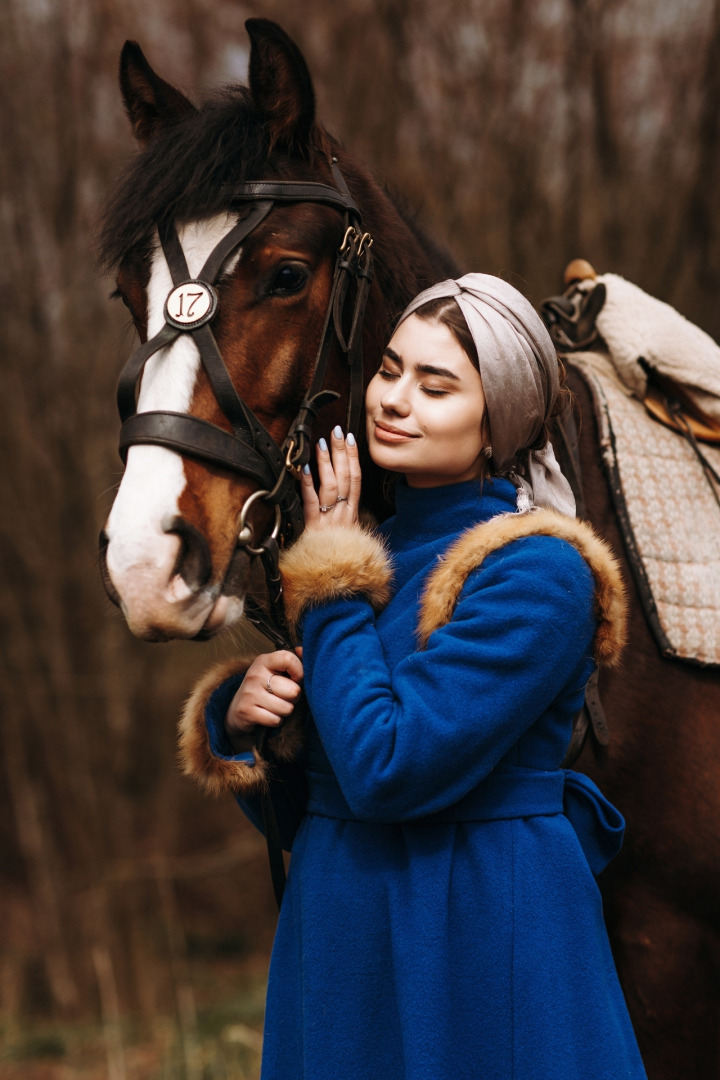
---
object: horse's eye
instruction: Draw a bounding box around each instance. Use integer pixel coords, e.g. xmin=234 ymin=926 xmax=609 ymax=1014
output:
xmin=113 ymin=288 xmax=135 ymax=316
xmin=271 ymin=264 xmax=309 ymax=296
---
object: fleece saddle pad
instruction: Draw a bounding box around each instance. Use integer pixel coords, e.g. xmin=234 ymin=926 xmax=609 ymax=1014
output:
xmin=569 ymin=351 xmax=720 ymax=666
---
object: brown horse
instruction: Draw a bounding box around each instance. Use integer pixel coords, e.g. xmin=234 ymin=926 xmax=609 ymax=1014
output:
xmin=544 ymin=284 xmax=720 ymax=1080
xmin=99 ymin=18 xmax=455 ymax=642
xmin=99 ymin=18 xmax=719 ymax=1080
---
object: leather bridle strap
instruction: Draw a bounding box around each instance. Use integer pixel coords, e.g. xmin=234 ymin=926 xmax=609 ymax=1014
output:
xmin=119 ymin=412 xmax=278 ymax=490
xmin=117 ymin=200 xmax=306 ymax=536
xmin=115 ymin=160 xmax=373 ymax=584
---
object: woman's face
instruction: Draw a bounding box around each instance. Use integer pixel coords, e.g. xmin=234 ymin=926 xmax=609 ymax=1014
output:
xmin=365 ymin=314 xmax=486 ymax=487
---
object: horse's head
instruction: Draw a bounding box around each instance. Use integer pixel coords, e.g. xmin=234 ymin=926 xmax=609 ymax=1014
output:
xmin=99 ymin=20 xmax=395 ymax=642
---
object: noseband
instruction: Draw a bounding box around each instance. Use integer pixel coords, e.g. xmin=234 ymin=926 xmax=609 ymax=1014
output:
xmin=115 ymin=160 xmax=373 ymax=646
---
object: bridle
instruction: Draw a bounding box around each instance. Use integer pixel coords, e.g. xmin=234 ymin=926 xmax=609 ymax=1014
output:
xmin=115 ymin=159 xmax=373 ymax=647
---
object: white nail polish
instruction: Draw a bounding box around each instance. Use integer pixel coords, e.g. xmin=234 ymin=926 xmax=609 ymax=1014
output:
xmin=333 ymin=425 xmax=343 ymax=439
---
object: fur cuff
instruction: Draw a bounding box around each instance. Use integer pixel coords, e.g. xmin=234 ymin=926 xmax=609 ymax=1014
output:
xmin=178 ymin=653 xmax=304 ymax=797
xmin=417 ymin=510 xmax=627 ymax=666
xmin=280 ymin=524 xmax=393 ymax=636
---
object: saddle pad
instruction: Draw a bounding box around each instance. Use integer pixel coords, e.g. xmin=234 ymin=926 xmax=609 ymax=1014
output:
xmin=570 ymin=351 xmax=720 ymax=666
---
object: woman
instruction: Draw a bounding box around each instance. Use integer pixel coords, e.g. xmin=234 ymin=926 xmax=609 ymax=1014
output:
xmin=181 ymin=275 xmax=647 ymax=1079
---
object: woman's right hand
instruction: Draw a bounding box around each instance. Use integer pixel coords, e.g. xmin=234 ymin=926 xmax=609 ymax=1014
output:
xmin=225 ymin=649 xmax=304 ymax=737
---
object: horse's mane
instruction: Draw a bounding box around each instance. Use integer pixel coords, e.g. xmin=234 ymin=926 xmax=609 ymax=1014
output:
xmin=99 ymin=84 xmax=460 ymax=302
xmin=99 ymin=87 xmax=297 ymax=270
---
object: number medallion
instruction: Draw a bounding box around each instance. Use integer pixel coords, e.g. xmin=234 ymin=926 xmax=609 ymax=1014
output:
xmin=164 ymin=281 xmax=218 ymax=329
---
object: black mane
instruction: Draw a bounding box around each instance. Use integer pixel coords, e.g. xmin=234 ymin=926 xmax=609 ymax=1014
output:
xmin=99 ymin=86 xmax=312 ymax=270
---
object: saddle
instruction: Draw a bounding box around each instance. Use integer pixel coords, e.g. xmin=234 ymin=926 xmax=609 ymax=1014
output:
xmin=542 ymin=261 xmax=720 ymax=670
xmin=546 ymin=259 xmax=720 ymax=443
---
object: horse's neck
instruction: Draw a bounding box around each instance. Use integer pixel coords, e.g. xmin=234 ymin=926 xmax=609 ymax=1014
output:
xmin=338 ymin=151 xmax=456 ymax=304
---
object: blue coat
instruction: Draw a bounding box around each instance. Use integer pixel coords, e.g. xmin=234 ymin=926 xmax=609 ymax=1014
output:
xmin=189 ymin=478 xmax=647 ymax=1080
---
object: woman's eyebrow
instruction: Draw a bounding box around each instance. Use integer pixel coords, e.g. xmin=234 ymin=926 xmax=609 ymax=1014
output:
xmin=383 ymin=347 xmax=460 ymax=381
xmin=416 ymin=363 xmax=460 ymax=380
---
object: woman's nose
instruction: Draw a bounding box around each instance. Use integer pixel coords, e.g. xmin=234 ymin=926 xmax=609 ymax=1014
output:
xmin=381 ymin=379 xmax=410 ymax=415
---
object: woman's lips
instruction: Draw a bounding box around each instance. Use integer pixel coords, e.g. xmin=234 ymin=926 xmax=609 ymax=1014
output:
xmin=373 ymin=421 xmax=419 ymax=443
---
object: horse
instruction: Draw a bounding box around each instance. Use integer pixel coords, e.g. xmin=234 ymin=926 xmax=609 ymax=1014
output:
xmin=98 ymin=18 xmax=719 ymax=1080
xmin=543 ymin=270 xmax=720 ymax=1080
xmin=98 ymin=17 xmax=455 ymax=643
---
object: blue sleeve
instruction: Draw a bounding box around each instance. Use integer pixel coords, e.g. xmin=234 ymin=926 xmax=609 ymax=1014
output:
xmin=205 ymin=677 xmax=306 ymax=851
xmin=301 ymin=536 xmax=596 ymax=822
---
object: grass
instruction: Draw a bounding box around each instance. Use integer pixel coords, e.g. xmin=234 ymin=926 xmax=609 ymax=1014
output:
xmin=0 ymin=965 xmax=267 ymax=1080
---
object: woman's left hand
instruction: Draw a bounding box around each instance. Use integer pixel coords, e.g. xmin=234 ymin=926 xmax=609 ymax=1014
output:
xmin=301 ymin=426 xmax=361 ymax=532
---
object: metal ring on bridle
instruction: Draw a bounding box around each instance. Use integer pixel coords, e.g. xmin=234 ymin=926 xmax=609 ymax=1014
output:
xmin=236 ymin=488 xmax=282 ymax=555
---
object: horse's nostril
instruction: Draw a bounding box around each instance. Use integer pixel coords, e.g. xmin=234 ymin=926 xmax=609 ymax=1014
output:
xmin=164 ymin=516 xmax=212 ymax=592
xmin=98 ymin=529 xmax=121 ymax=606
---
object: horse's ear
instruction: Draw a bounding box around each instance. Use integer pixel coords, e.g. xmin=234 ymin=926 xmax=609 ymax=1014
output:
xmin=119 ymin=41 xmax=197 ymax=143
xmin=246 ymin=19 xmax=316 ymax=153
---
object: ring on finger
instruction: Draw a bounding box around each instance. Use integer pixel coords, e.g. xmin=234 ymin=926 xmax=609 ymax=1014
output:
xmin=335 ymin=495 xmax=348 ymax=503
xmin=319 ymin=503 xmax=335 ymax=513
xmin=266 ymin=675 xmax=276 ymax=694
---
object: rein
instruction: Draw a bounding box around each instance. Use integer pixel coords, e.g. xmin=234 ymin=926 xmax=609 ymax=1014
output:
xmin=115 ymin=158 xmax=374 ymax=647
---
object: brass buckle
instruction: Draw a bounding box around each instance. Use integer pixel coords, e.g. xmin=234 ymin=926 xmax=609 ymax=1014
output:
xmin=284 ymin=436 xmax=304 ymax=475
xmin=357 ymin=231 xmax=373 ymax=257
xmin=339 ymin=225 xmax=359 ymax=255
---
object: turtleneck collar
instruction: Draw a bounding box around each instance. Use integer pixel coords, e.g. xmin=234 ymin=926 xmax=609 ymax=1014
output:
xmin=386 ymin=476 xmax=518 ymax=542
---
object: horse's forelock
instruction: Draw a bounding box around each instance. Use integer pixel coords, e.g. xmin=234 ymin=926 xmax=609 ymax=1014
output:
xmin=99 ymin=86 xmax=331 ymax=272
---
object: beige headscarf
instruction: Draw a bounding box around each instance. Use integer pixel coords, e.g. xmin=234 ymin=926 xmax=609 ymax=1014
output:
xmin=398 ymin=273 xmax=575 ymax=517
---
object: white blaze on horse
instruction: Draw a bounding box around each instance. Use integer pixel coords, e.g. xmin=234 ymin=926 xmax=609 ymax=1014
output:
xmin=106 ymin=215 xmax=247 ymax=638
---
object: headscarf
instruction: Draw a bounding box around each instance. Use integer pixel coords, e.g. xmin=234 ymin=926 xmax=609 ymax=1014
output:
xmin=397 ymin=273 xmax=576 ymax=517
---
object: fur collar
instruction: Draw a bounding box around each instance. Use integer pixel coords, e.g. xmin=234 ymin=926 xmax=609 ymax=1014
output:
xmin=417 ymin=510 xmax=626 ymax=664
xmin=179 ymin=511 xmax=626 ymax=796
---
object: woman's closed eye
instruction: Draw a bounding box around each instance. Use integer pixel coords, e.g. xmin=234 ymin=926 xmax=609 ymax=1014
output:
xmin=378 ymin=367 xmax=450 ymax=396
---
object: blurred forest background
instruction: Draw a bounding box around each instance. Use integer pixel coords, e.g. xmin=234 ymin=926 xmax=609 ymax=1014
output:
xmin=1 ymin=0 xmax=719 ymax=1076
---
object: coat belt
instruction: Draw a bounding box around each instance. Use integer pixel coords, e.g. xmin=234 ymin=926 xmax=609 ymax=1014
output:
xmin=305 ymin=764 xmax=625 ymax=876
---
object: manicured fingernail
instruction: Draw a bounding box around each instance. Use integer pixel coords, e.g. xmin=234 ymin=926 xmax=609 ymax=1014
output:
xmin=302 ymin=464 xmax=311 ymax=475
xmin=333 ymin=425 xmax=343 ymax=439
xmin=346 ymin=432 xmax=356 ymax=447
xmin=318 ymin=438 xmax=328 ymax=452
